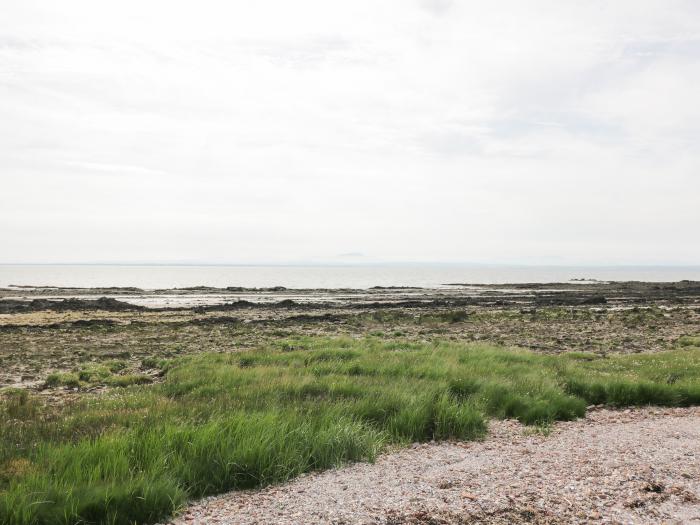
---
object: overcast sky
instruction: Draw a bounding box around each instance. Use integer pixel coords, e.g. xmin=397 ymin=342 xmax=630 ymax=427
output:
xmin=1 ymin=1 xmax=699 ymax=265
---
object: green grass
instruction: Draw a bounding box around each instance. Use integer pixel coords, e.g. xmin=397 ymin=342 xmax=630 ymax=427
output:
xmin=1 ymin=336 xmax=699 ymax=525
xmin=44 ymin=365 xmax=152 ymax=390
xmin=679 ymin=335 xmax=700 ymax=347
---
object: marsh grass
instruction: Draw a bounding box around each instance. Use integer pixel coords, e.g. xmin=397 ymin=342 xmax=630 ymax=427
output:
xmin=1 ymin=336 xmax=699 ymax=525
xmin=44 ymin=365 xmax=152 ymax=390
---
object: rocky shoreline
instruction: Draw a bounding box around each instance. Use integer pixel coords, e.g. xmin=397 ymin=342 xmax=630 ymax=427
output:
xmin=1 ymin=280 xmax=699 ymax=311
xmin=1 ymin=281 xmax=698 ymax=393
xmin=1 ymin=282 xmax=698 ymax=523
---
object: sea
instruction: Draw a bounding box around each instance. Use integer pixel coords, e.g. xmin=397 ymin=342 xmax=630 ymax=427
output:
xmin=1 ymin=264 xmax=699 ymax=290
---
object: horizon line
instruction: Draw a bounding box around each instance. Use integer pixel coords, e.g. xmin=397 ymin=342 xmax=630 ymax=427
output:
xmin=1 ymin=262 xmax=700 ymax=268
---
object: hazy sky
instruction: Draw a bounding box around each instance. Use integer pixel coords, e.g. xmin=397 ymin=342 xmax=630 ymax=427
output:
xmin=1 ymin=1 xmax=699 ymax=265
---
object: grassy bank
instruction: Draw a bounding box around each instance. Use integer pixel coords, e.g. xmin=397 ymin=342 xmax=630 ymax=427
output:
xmin=2 ymin=337 xmax=699 ymax=525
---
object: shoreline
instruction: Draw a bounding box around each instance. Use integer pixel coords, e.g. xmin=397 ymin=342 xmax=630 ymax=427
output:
xmin=168 ymin=406 xmax=700 ymax=525
xmin=1 ymin=281 xmax=698 ymax=524
xmin=2 ymin=280 xmax=699 ymax=311
xmin=2 ymin=281 xmax=698 ymax=391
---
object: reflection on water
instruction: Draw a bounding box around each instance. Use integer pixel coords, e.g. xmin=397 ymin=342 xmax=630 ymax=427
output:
xmin=1 ymin=264 xmax=699 ymax=289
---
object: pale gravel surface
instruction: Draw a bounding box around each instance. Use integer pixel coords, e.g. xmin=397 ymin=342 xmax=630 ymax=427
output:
xmin=169 ymin=407 xmax=700 ymax=525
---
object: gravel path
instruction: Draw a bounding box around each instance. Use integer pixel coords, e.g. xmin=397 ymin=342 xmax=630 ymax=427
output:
xmin=170 ymin=407 xmax=700 ymax=524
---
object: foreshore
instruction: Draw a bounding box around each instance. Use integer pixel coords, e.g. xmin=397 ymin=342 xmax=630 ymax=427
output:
xmin=1 ymin=281 xmax=698 ymax=392
xmin=1 ymin=280 xmax=698 ymax=524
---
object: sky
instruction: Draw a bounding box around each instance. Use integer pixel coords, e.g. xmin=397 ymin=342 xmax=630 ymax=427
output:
xmin=1 ymin=0 xmax=699 ymax=265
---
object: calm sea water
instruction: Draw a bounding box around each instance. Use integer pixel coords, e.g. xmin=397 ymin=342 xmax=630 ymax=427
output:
xmin=1 ymin=265 xmax=699 ymax=289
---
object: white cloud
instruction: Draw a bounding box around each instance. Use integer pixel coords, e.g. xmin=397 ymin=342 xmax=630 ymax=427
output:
xmin=1 ymin=0 xmax=699 ymax=264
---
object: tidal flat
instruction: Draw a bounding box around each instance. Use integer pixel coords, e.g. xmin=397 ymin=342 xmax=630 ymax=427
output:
xmin=0 ymin=281 xmax=698 ymax=524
